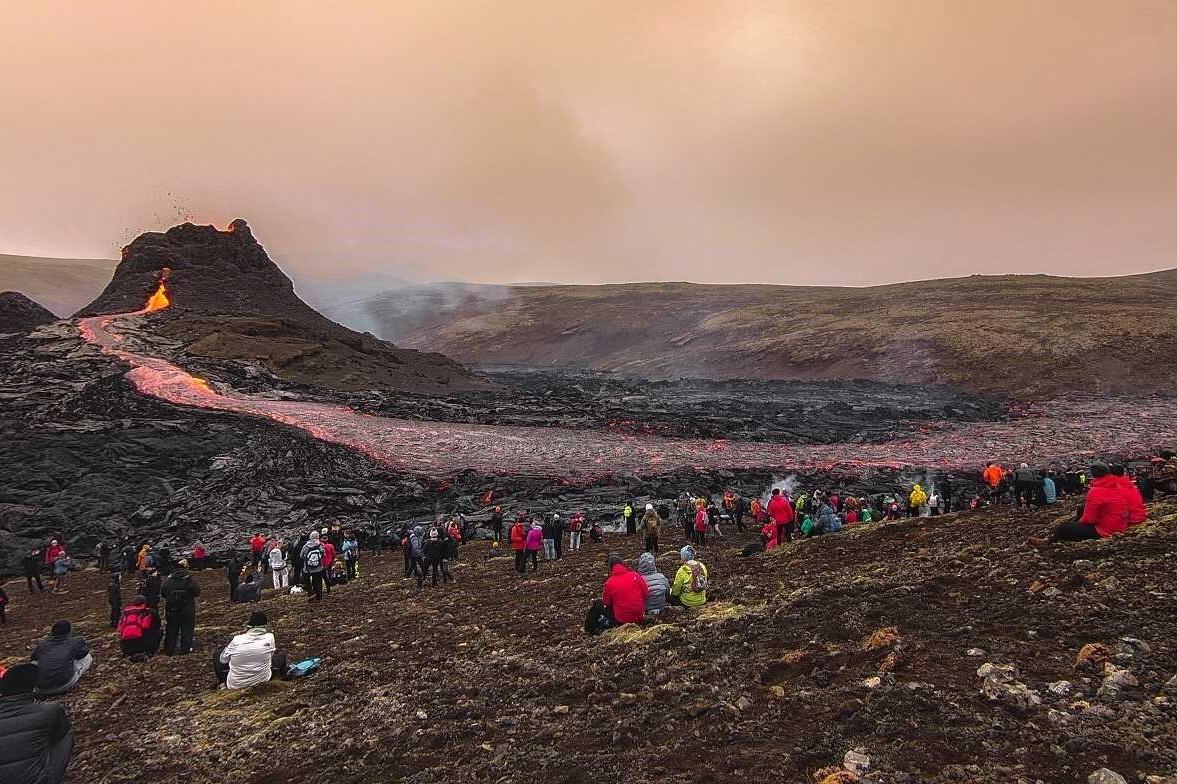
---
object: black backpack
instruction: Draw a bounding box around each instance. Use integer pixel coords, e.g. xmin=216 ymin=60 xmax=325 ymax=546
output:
xmin=165 ymin=579 xmax=191 ymax=614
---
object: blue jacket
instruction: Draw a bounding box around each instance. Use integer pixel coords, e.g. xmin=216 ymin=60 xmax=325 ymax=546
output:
xmin=1043 ymin=477 xmax=1057 ymax=504
xmin=816 ymin=503 xmax=842 ymax=534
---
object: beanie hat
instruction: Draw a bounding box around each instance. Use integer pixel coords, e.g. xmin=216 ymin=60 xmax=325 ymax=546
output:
xmin=606 ymin=553 xmax=623 ymax=568
xmin=1109 ymin=464 xmax=1126 ymax=476
xmin=0 ymin=663 xmax=39 ymax=696
xmin=51 ymin=620 xmax=71 ymax=636
xmin=1089 ymin=462 xmax=1110 ymax=477
xmin=247 ymin=611 xmax=268 ymax=627
xmin=679 ymin=546 xmax=696 ymax=562
xmin=645 ymin=503 xmax=654 ymax=511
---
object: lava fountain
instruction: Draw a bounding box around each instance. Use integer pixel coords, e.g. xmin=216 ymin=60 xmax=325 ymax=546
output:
xmin=142 ymin=268 xmax=171 ymax=313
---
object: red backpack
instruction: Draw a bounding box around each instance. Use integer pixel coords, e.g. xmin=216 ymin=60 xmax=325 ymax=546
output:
xmin=118 ymin=605 xmax=155 ymax=641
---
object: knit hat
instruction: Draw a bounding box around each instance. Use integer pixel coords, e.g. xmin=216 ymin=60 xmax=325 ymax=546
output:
xmin=51 ymin=620 xmax=71 ymax=636
xmin=1089 ymin=461 xmax=1110 ymax=477
xmin=0 ymin=663 xmax=39 ymax=696
xmin=247 ymin=611 xmax=268 ymax=627
xmin=636 ymin=552 xmax=656 ymax=574
xmin=645 ymin=503 xmax=654 ymax=511
xmin=679 ymin=546 xmax=696 ymax=562
xmin=606 ymin=553 xmax=624 ymax=568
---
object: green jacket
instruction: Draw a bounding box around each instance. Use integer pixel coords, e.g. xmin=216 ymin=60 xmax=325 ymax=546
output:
xmin=671 ymin=561 xmax=708 ymax=608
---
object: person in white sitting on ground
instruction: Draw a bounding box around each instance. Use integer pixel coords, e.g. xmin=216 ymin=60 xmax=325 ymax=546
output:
xmin=215 ymin=611 xmax=286 ymax=689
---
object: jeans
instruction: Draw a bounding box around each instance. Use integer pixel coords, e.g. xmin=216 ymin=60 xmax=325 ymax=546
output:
xmin=543 ymin=539 xmax=556 ymax=560
xmin=569 ymin=531 xmax=582 ymax=551
xmin=271 ymin=567 xmax=289 ymax=589
xmin=527 ymin=550 xmax=539 ymax=570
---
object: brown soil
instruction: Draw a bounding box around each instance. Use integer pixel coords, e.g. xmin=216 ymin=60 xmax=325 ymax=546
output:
xmin=3 ymin=499 xmax=1175 ymax=783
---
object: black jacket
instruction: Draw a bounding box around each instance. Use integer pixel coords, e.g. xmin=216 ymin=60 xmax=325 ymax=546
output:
xmin=30 ymin=634 xmax=89 ymax=693
xmin=0 ymin=694 xmax=71 ymax=784
xmin=422 ymin=528 xmax=447 ymax=560
xmin=21 ymin=554 xmax=41 ymax=577
xmin=160 ymin=570 xmax=201 ymax=617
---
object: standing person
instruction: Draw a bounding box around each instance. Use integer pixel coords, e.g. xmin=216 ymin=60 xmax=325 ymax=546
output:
xmin=766 ymin=488 xmax=795 ymax=544
xmin=107 ymin=574 xmax=122 ymax=628
xmin=670 ymin=546 xmax=709 ymax=608
xmin=641 ymin=504 xmax=662 ymax=555
xmin=300 ymin=532 xmax=326 ymax=601
xmin=407 ymin=526 xmax=425 ymax=580
xmin=341 ymin=532 xmax=359 ymax=580
xmin=225 ymin=553 xmax=241 ymax=601
xmin=269 ymin=540 xmax=289 ymax=590
xmin=139 ymin=569 xmax=162 ymax=609
xmin=421 ymin=524 xmax=449 ymax=588
xmin=161 ymin=560 xmax=200 ymax=656
xmin=31 ymin=621 xmax=92 ymax=695
xmin=120 ymin=541 xmax=137 ymax=574
xmin=623 ymin=503 xmax=635 ymax=536
xmin=551 ymin=514 xmax=566 ymax=560
xmin=693 ymin=504 xmax=708 ymax=546
xmin=568 ymin=512 xmax=585 ymax=553
xmin=191 ymin=542 xmax=208 ymax=570
xmin=541 ymin=515 xmax=558 ymax=561
xmin=908 ymin=484 xmax=928 ymax=518
xmin=95 ymin=541 xmax=110 ymax=571
xmin=0 ymin=663 xmax=74 ymax=784
xmin=23 ymin=549 xmax=45 ymax=594
xmin=249 ymin=533 xmax=266 ymax=569
xmin=370 ymin=520 xmax=383 ymax=557
xmin=319 ymin=535 xmax=337 ymax=595
xmin=1012 ymin=464 xmax=1038 ymax=509
xmin=290 ymin=533 xmax=309 ymax=587
xmin=116 ymin=595 xmax=162 ymax=660
xmin=490 ymin=506 xmax=504 ymax=542
xmin=49 ymin=548 xmax=72 ymax=594
xmin=939 ymin=475 xmax=954 ymax=512
xmin=510 ymin=517 xmax=527 ymax=574
xmin=524 ymin=520 xmax=543 ymax=571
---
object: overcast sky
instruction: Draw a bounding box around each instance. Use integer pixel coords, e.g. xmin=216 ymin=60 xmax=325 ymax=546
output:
xmin=2 ymin=1 xmax=1175 ymax=287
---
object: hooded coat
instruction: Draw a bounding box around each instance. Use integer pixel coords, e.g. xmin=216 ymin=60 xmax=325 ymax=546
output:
xmin=30 ymin=633 xmax=89 ymax=693
xmin=601 ymin=562 xmax=649 ymax=624
xmin=636 ymin=553 xmax=669 ymax=614
xmin=524 ymin=524 xmax=544 ymax=551
xmin=1117 ymin=475 xmax=1147 ymax=525
xmin=0 ymin=693 xmax=71 ymax=784
xmin=1079 ymin=475 xmax=1129 ymax=537
xmin=766 ymin=494 xmax=794 ymax=524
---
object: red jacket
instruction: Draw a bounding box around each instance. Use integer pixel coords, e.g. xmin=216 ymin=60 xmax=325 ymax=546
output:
xmin=321 ymin=541 xmax=336 ymax=567
xmin=1079 ymin=475 xmax=1129 ymax=537
xmin=1116 ymin=476 xmax=1147 ymax=525
xmin=44 ymin=544 xmax=65 ymax=565
xmin=761 ymin=521 xmax=779 ymax=550
xmin=767 ymin=495 xmax=794 ymax=525
xmin=601 ymin=564 xmax=649 ymax=624
xmin=250 ymin=535 xmax=265 ymax=554
xmin=694 ymin=508 xmax=708 ymax=532
xmin=509 ymin=523 xmax=526 ymax=551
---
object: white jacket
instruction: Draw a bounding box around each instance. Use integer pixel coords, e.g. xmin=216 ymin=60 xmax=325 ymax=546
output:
xmin=219 ymin=628 xmax=276 ymax=689
xmin=269 ymin=547 xmax=286 ymax=570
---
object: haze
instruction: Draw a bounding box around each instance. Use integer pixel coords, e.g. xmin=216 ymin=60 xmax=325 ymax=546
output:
xmin=2 ymin=1 xmax=1175 ymax=289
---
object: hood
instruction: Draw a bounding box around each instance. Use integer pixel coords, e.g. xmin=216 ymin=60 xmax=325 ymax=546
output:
xmin=636 ymin=553 xmax=657 ymax=574
xmin=609 ymin=563 xmax=631 ymax=577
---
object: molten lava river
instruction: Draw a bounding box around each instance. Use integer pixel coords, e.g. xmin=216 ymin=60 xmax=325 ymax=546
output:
xmin=78 ymin=310 xmax=1177 ymax=480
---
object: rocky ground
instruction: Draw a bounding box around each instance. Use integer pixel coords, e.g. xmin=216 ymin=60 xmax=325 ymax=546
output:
xmin=2 ymin=498 xmax=1175 ymax=783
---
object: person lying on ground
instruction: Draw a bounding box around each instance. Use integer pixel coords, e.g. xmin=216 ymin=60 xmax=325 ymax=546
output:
xmin=30 ymin=621 xmax=92 ymax=696
xmin=117 ymin=594 xmax=162 ymax=661
xmin=214 ymin=611 xmax=287 ymax=690
xmin=670 ymin=547 xmax=709 ymax=608
xmin=636 ymin=552 xmax=669 ymax=616
xmin=585 ymin=554 xmax=648 ymax=636
xmin=0 ymin=663 xmax=73 ymax=784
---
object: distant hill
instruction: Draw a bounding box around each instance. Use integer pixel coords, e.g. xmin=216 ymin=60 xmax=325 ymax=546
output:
xmin=0 ymin=253 xmax=115 ymax=316
xmin=0 ymin=291 xmax=57 ymax=333
xmin=345 ymin=270 xmax=1177 ymax=398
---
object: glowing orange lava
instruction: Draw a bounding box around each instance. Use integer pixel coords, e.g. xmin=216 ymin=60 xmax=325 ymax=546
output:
xmin=144 ymin=282 xmax=170 ymax=312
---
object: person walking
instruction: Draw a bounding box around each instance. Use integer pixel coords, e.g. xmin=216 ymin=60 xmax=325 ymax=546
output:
xmin=268 ymin=540 xmax=289 ymax=590
xmin=160 ymin=560 xmax=200 ymax=655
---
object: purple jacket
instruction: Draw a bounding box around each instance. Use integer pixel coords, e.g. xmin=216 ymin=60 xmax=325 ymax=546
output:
xmin=524 ymin=527 xmax=543 ymax=551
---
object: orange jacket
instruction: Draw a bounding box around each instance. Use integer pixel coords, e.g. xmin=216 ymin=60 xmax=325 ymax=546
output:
xmin=509 ymin=523 xmax=526 ymax=551
xmin=982 ymin=465 xmax=1003 ymax=488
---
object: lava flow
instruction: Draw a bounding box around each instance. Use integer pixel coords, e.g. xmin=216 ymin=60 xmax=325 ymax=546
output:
xmin=142 ymin=268 xmax=172 ymax=313
xmin=76 ymin=306 xmax=1177 ymax=480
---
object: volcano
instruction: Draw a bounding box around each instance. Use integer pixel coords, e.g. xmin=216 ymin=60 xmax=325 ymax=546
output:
xmin=0 ymin=290 xmax=57 ymax=334
xmin=76 ymin=220 xmax=487 ymax=394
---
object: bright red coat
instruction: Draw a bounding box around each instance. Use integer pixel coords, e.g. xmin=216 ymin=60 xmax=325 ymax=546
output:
xmin=509 ymin=523 xmax=526 ymax=551
xmin=761 ymin=521 xmax=779 ymax=550
xmin=1080 ymin=475 xmax=1129 ymax=537
xmin=321 ymin=541 xmax=336 ymax=567
xmin=694 ymin=508 xmax=708 ymax=532
xmin=250 ymin=535 xmax=266 ymax=554
xmin=767 ymin=494 xmax=794 ymax=525
xmin=601 ymin=563 xmax=649 ymax=624
xmin=1116 ymin=476 xmax=1147 ymax=525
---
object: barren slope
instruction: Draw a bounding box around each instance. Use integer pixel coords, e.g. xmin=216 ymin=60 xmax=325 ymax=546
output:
xmin=0 ymin=253 xmax=116 ymax=316
xmin=354 ymin=271 xmax=1177 ymax=397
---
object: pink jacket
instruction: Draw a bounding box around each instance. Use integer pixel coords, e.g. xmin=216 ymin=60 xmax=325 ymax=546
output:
xmin=524 ymin=526 xmax=543 ymax=551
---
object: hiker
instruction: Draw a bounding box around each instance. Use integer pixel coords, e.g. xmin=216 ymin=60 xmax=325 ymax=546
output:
xmin=641 ymin=504 xmax=662 ymax=554
xmin=1047 ymin=463 xmax=1127 ymax=542
xmin=214 ymin=611 xmax=288 ymax=690
xmin=490 ymin=506 xmax=505 ymax=542
xmin=524 ymin=520 xmax=543 ymax=571
xmin=95 ymin=541 xmax=110 ymax=571
xmin=815 ymin=496 xmax=842 ymax=535
xmin=636 ymin=552 xmax=670 ymax=615
xmin=568 ymin=512 xmax=585 ymax=553
xmin=22 ymin=549 xmax=45 ymax=593
xmin=693 ymin=504 xmax=708 ymax=546
xmin=191 ymin=542 xmax=208 ymax=570
xmin=908 ymin=484 xmax=928 ymax=518
xmin=510 ymin=517 xmax=527 ymax=573
xmin=760 ymin=519 xmax=779 ymax=550
xmin=300 ymin=532 xmax=327 ymax=601
xmin=767 ymin=488 xmax=795 ymax=544
xmin=341 ymin=532 xmax=359 ymax=580
xmin=135 ymin=543 xmax=150 ymax=574
xmin=541 ymin=515 xmax=558 ymax=561
xmin=0 ymin=663 xmax=74 ymax=784
xmin=116 ymin=595 xmax=162 ymax=660
xmin=160 ymin=560 xmax=200 ymax=655
xmin=30 ymin=621 xmax=92 ymax=696
xmin=445 ymin=518 xmax=463 ymax=562
xmin=585 ymin=554 xmax=648 ymax=635
xmin=269 ymin=539 xmax=289 ymax=589
xmin=0 ymin=585 xmax=8 ymax=624
xmin=225 ymin=553 xmax=242 ymax=601
xmin=1013 ymin=463 xmax=1038 ymax=509
xmin=319 ymin=534 xmax=337 ymax=594
xmin=249 ymin=533 xmax=266 ymax=569
xmin=120 ymin=541 xmax=137 ymax=574
xmin=623 ymin=502 xmax=636 ymax=536
xmin=551 ymin=514 xmax=566 ymax=560
xmin=927 ymin=490 xmax=941 ymax=516
xmin=139 ymin=568 xmax=161 ymax=609
xmin=1043 ymin=471 xmax=1058 ymax=505
xmin=290 ymin=533 xmax=309 ymax=586
xmin=48 ymin=546 xmax=71 ymax=594
xmin=670 ymin=546 xmax=708 ymax=608
xmin=589 ymin=521 xmax=604 ymax=544
xmin=982 ymin=462 xmax=1003 ymax=492
xmin=1109 ymin=464 xmax=1147 ymax=525
xmin=421 ymin=524 xmax=452 ymax=587
xmin=234 ymin=569 xmax=263 ymax=603
xmin=107 ymin=574 xmax=122 ymax=628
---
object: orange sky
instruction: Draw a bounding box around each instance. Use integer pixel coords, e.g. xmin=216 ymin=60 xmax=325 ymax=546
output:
xmin=2 ymin=1 xmax=1175 ymax=287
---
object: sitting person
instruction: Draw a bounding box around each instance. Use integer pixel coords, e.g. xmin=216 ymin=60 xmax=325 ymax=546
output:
xmin=585 ymin=554 xmax=648 ymax=636
xmin=0 ymin=663 xmax=73 ymax=784
xmin=670 ymin=546 xmax=709 ymax=608
xmin=233 ymin=570 xmax=263 ymax=604
xmin=636 ymin=553 xmax=669 ymax=615
xmin=328 ymin=558 xmax=349 ymax=585
xmin=30 ymin=621 xmax=91 ymax=696
xmin=1047 ymin=462 xmax=1128 ymax=542
xmin=588 ymin=522 xmax=604 ymax=544
xmin=116 ymin=595 xmax=162 ymax=661
xmin=213 ymin=611 xmax=288 ymax=689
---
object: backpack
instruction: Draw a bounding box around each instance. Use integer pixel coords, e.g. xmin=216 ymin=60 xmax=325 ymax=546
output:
xmin=686 ymin=561 xmax=708 ymax=593
xmin=119 ymin=606 xmax=154 ymax=641
xmin=165 ymin=582 xmax=191 ymax=614
xmin=304 ymin=545 xmax=323 ymax=570
xmin=285 ymin=657 xmax=322 ymax=679
xmin=800 ymin=517 xmax=815 ymax=536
